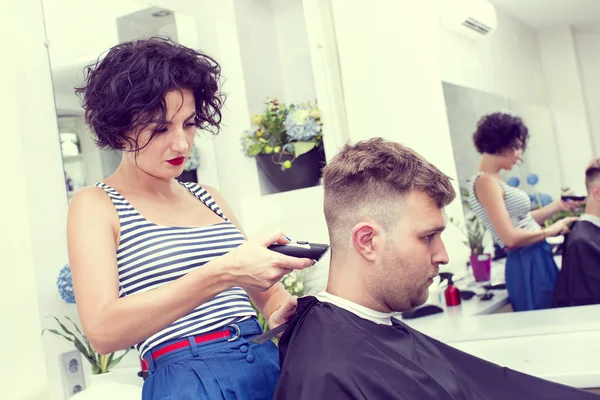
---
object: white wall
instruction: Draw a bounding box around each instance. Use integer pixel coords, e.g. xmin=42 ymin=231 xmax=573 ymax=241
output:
xmin=234 ymin=0 xmax=286 ymax=115
xmin=439 ymin=6 xmax=547 ymax=104
xmin=329 ymin=0 xmax=470 ymax=270
xmin=438 ymin=6 xmax=567 ymax=197
xmin=271 ymin=0 xmax=317 ymax=105
xmin=0 ymin=0 xmax=79 ymax=398
xmin=574 ymin=23 xmax=600 ymax=160
xmin=538 ymin=26 xmax=594 ymax=195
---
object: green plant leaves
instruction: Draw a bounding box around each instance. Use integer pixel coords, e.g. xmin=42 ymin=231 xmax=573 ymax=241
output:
xmin=107 ymin=348 xmax=131 ymax=371
xmin=42 ymin=316 xmax=131 ymax=374
xmin=247 ymin=143 xmax=264 ymax=157
xmin=293 ymin=141 xmax=317 ymax=158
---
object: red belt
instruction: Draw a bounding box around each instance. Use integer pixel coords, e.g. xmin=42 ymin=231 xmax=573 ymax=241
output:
xmin=141 ymin=324 xmax=241 ymax=369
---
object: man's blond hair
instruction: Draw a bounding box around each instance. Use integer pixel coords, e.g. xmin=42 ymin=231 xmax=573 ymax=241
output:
xmin=322 ymin=138 xmax=456 ymax=255
xmin=585 ymin=158 xmax=600 ymax=191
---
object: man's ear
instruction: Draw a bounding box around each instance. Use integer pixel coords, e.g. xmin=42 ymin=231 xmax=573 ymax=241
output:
xmin=351 ymin=222 xmax=384 ymax=263
xmin=593 ymin=185 xmax=600 ymax=201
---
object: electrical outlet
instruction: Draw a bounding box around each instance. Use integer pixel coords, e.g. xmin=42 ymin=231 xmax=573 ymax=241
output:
xmin=60 ymin=350 xmax=86 ymax=398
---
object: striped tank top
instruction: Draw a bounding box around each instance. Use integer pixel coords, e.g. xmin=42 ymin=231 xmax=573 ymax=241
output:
xmin=96 ymin=181 xmax=256 ymax=358
xmin=467 ymin=172 xmax=541 ymax=248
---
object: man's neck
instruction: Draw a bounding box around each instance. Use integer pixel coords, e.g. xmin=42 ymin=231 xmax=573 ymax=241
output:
xmin=316 ymin=291 xmax=395 ymax=325
xmin=326 ymin=265 xmax=392 ymax=313
xmin=584 ymin=201 xmax=600 ymax=218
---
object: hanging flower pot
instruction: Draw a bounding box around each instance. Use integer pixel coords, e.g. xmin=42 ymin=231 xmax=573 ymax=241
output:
xmin=256 ymin=146 xmax=326 ymax=192
xmin=241 ymin=98 xmax=325 ymax=193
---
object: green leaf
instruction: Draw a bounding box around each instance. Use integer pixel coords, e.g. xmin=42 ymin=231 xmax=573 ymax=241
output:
xmin=42 ymin=329 xmax=75 ymax=344
xmin=247 ymin=143 xmax=263 ymax=157
xmin=293 ymin=141 xmax=317 ymax=158
xmin=105 ymin=352 xmax=115 ymax=369
xmin=72 ymin=339 xmax=96 ymax=366
xmin=65 ymin=317 xmax=95 ymax=358
xmin=53 ymin=317 xmax=94 ymax=361
xmin=51 ymin=317 xmax=76 ymax=339
xmin=107 ymin=348 xmax=131 ymax=371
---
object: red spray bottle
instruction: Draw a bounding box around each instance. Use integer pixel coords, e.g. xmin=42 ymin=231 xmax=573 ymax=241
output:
xmin=439 ymin=272 xmax=461 ymax=307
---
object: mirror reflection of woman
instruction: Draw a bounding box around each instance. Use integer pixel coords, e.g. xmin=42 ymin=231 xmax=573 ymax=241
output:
xmin=466 ymin=113 xmax=580 ymax=312
xmin=67 ymin=37 xmax=313 ymax=399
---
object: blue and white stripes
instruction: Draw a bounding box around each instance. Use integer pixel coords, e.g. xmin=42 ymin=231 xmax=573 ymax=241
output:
xmin=96 ymin=182 xmax=256 ymax=358
xmin=467 ymin=172 xmax=541 ymax=248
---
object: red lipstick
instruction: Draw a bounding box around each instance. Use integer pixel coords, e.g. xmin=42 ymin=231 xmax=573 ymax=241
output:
xmin=167 ymin=156 xmax=185 ymax=166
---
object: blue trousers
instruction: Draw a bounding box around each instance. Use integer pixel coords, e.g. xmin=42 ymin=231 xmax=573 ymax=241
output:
xmin=141 ymin=319 xmax=280 ymax=400
xmin=506 ymin=240 xmax=559 ymax=311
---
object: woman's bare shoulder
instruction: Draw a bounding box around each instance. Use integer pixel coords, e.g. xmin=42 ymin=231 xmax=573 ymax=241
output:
xmin=68 ymin=186 xmax=119 ymax=228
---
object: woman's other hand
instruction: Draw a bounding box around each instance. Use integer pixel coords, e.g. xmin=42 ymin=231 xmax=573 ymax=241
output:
xmin=545 ymin=216 xmax=580 ymax=237
xmin=268 ymin=295 xmax=298 ymax=330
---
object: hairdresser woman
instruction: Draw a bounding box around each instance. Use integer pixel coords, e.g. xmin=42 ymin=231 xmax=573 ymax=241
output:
xmin=67 ymin=37 xmax=314 ymax=400
xmin=466 ymin=112 xmax=580 ymax=312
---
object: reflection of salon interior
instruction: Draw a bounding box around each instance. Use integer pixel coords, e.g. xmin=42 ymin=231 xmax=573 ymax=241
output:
xmin=4 ymin=0 xmax=600 ymax=398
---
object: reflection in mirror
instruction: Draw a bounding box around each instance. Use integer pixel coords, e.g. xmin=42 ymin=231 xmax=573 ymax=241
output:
xmin=442 ymin=81 xmax=587 ymax=311
xmin=443 ymin=82 xmax=562 ymax=199
xmin=438 ymin=0 xmax=600 ymax=317
xmin=44 ymin=0 xmax=203 ymax=203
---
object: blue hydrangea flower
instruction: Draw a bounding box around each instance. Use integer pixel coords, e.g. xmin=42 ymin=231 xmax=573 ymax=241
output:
xmin=507 ymin=176 xmax=520 ymax=187
xmin=57 ymin=264 xmax=75 ymax=304
xmin=529 ymin=193 xmax=553 ymax=207
xmin=284 ymin=106 xmax=322 ymax=141
xmin=526 ymin=173 xmax=539 ymax=186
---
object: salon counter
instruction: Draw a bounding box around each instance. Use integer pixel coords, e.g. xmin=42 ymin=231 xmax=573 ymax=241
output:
xmin=397 ymin=254 xmax=600 ymax=390
xmin=400 ymin=297 xmax=600 ymax=389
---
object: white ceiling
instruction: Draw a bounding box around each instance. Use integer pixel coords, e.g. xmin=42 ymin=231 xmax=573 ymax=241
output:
xmin=489 ymin=0 xmax=600 ymax=28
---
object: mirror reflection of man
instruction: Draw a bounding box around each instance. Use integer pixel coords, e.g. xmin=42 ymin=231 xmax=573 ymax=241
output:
xmin=553 ymin=159 xmax=600 ymax=308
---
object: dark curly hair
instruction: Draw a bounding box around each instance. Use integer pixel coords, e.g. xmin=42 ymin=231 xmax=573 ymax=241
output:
xmin=473 ymin=112 xmax=529 ymax=155
xmin=75 ymin=36 xmax=223 ymax=152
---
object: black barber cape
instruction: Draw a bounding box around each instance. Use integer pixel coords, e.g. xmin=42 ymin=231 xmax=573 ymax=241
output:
xmin=274 ymin=297 xmax=598 ymax=400
xmin=553 ymin=221 xmax=600 ymax=308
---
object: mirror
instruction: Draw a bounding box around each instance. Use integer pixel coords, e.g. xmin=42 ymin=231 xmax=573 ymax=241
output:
xmin=45 ymin=0 xmax=213 ymax=204
xmin=439 ymin=0 xmax=600 ymax=314
xmin=443 ymin=82 xmax=562 ymax=199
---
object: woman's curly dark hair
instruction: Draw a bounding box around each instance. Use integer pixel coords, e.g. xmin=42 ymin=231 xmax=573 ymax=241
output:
xmin=75 ymin=36 xmax=223 ymax=152
xmin=473 ymin=112 xmax=529 ymax=155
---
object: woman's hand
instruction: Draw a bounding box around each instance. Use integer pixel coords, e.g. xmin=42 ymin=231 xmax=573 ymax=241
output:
xmin=545 ymin=216 xmax=579 ymax=237
xmin=221 ymin=231 xmax=314 ymax=292
xmin=268 ymin=295 xmax=298 ymax=330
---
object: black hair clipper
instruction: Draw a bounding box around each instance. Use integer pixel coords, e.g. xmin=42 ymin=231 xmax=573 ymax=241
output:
xmin=267 ymin=241 xmax=329 ymax=261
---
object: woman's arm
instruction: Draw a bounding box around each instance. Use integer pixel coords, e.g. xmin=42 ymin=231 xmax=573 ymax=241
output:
xmin=530 ymin=194 xmax=583 ymax=225
xmin=475 ymin=175 xmax=550 ymax=248
xmin=68 ymin=187 xmax=311 ymax=354
xmin=530 ymin=202 xmax=561 ymax=225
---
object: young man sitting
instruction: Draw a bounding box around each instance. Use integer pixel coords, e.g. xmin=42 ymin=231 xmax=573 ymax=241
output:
xmin=553 ymin=158 xmax=600 ymax=307
xmin=274 ymin=138 xmax=597 ymax=400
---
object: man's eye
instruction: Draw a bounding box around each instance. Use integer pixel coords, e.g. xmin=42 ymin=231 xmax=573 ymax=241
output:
xmin=423 ymin=235 xmax=434 ymax=243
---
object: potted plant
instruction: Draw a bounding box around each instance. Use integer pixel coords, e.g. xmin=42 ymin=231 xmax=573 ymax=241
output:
xmin=42 ymin=316 xmax=130 ymax=375
xmin=452 ymin=191 xmax=491 ymax=282
xmin=463 ymin=214 xmax=492 ymax=282
xmin=241 ymin=98 xmax=325 ymax=192
xmin=43 ymin=265 xmax=130 ymax=376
